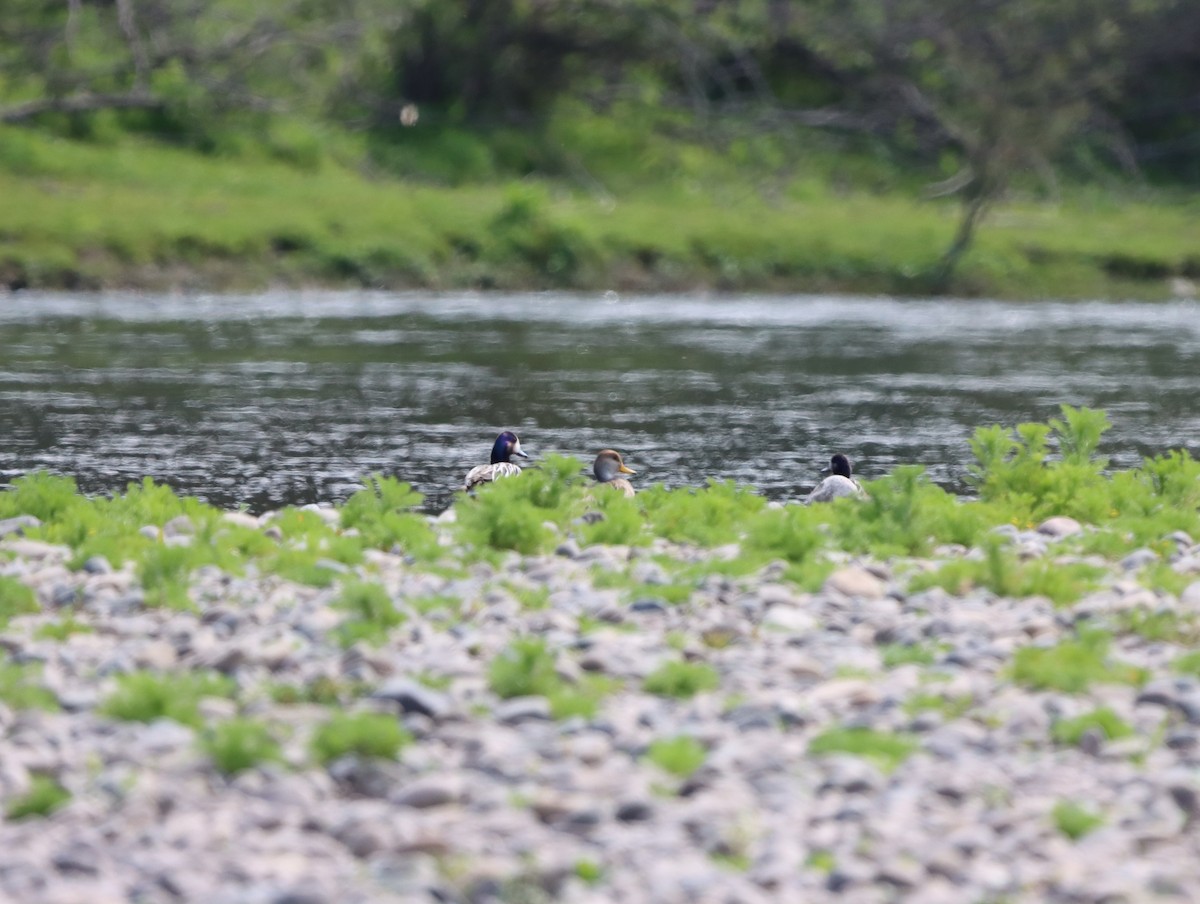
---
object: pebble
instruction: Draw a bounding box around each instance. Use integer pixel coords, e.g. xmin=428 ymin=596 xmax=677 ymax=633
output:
xmin=1038 ymin=516 xmax=1082 ymax=538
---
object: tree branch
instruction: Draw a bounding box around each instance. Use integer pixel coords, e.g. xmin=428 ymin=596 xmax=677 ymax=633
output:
xmin=0 ymin=92 xmax=165 ymax=123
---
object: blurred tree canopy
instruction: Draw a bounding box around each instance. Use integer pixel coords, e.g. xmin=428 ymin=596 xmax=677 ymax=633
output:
xmin=1 ymin=0 xmax=1195 ymax=279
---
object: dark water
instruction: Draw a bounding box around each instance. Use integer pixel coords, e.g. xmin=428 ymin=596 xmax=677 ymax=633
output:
xmin=1 ymin=291 xmax=1198 ymax=513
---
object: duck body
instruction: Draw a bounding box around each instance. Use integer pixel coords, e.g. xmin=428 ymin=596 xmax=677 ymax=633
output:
xmin=805 ymin=453 xmax=865 ymax=504
xmin=593 ymin=449 xmax=637 ymax=498
xmin=464 ymin=431 xmax=529 ymax=491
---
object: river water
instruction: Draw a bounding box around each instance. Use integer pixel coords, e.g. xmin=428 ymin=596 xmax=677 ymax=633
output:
xmin=1 ymin=292 xmax=1197 ymax=513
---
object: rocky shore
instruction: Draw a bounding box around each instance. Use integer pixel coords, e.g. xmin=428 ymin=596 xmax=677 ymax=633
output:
xmin=2 ymin=507 xmax=1200 ymax=904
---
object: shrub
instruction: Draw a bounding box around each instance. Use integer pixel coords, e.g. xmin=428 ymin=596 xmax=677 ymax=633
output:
xmin=640 ymin=480 xmax=765 ymax=547
xmin=339 ymin=475 xmax=438 ymax=559
xmin=310 ymin=711 xmax=411 ymax=764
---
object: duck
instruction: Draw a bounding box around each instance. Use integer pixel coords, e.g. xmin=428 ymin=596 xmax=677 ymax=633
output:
xmin=593 ymin=449 xmax=637 ymax=498
xmin=463 ymin=430 xmax=530 ymax=491
xmin=805 ymin=453 xmax=865 ymax=503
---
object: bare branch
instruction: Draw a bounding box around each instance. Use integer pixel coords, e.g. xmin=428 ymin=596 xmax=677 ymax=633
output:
xmin=0 ymin=93 xmax=164 ymax=124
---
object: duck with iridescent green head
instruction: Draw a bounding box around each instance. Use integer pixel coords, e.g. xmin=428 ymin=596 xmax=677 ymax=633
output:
xmin=593 ymin=449 xmax=637 ymax=498
xmin=464 ymin=431 xmax=530 ymax=491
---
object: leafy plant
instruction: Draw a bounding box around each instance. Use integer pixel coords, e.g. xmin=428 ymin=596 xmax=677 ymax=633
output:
xmin=642 ymin=660 xmax=720 ymax=698
xmin=1052 ymin=800 xmax=1104 ymax=840
xmin=488 ymin=637 xmax=560 ymax=699
xmin=0 ymin=662 xmax=59 ymax=711
xmin=334 ymin=579 xmax=405 ymax=646
xmin=1010 ymin=631 xmax=1147 ymax=693
xmin=33 ymin=615 xmax=92 ymax=641
xmin=640 ymin=480 xmax=765 ymax=547
xmin=100 ymin=670 xmax=236 ymax=728
xmin=0 ymin=576 xmax=39 ymax=627
xmin=202 ymin=718 xmax=283 ymax=775
xmin=909 ymin=539 xmax=1103 ymax=606
xmin=645 ymin=735 xmax=707 ymax=777
xmin=1050 ymin=707 xmax=1133 ymax=747
xmin=310 ymin=711 xmax=411 ymax=764
xmin=339 ymin=475 xmax=438 ymax=559
xmin=5 ymin=775 xmax=71 ymax=820
xmin=577 ymin=489 xmax=646 ymax=546
xmin=808 ymin=727 xmax=918 ymax=772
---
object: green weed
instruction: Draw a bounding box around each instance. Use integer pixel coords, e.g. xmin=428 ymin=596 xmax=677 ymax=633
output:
xmin=310 ymin=711 xmax=411 ymax=764
xmin=100 ymin=670 xmax=236 ymax=728
xmin=909 ymin=539 xmax=1103 ymax=605
xmin=1173 ymin=651 xmax=1200 ymax=677
xmin=808 ymin=727 xmax=918 ymax=772
xmin=640 ymin=480 xmax=765 ymax=547
xmin=0 ymin=576 xmax=39 ymax=627
xmin=202 ymin=718 xmax=283 ymax=775
xmin=903 ymin=692 xmax=972 ymax=720
xmin=1052 ymin=800 xmax=1104 ymax=840
xmin=1050 ymin=707 xmax=1134 ymax=747
xmin=33 ymin=615 xmax=92 ymax=641
xmin=5 ymin=775 xmax=71 ymax=820
xmin=643 ymin=660 xmax=720 ymax=698
xmin=644 ymin=735 xmax=707 ymax=777
xmin=0 ymin=662 xmax=59 ymax=711
xmin=1009 ymin=631 xmax=1147 ymax=693
xmin=577 ymin=490 xmax=647 ymax=546
xmin=339 ymin=475 xmax=439 ymax=559
xmin=334 ymin=579 xmax=404 ymax=647
xmin=882 ymin=643 xmax=942 ymax=669
xmin=488 ymin=637 xmax=560 ymax=699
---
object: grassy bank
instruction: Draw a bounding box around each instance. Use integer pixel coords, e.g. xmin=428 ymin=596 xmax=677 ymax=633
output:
xmin=1 ymin=124 xmax=1197 ymax=298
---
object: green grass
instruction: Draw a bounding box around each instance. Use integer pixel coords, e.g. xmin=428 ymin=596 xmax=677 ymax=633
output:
xmin=33 ymin=615 xmax=92 ymax=641
xmin=333 ymin=579 xmax=405 ymax=647
xmin=644 ymin=735 xmax=707 ymax=778
xmin=1 ymin=123 xmax=1196 ymax=298
xmin=100 ymin=670 xmax=236 ymax=728
xmin=5 ymin=775 xmax=71 ymax=820
xmin=201 ymin=718 xmax=283 ymax=775
xmin=310 ymin=711 xmax=411 ymax=764
xmin=808 ymin=727 xmax=918 ymax=772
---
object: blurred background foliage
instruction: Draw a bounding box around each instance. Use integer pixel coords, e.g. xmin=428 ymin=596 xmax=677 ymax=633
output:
xmin=0 ymin=0 xmax=1196 ymax=291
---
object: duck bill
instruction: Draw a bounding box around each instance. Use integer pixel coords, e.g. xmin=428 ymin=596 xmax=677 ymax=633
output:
xmin=619 ymin=464 xmax=636 ymax=475
xmin=512 ymin=440 xmax=530 ymax=459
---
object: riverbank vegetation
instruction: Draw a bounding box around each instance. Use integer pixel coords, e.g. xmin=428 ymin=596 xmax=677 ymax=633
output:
xmin=1 ymin=1 xmax=1198 ymax=298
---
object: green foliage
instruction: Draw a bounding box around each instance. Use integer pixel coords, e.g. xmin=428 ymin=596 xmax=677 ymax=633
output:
xmin=1052 ymin=801 xmax=1104 ymax=840
xmin=456 ymin=455 xmax=587 ymax=555
xmin=0 ymin=662 xmax=59 ymax=711
xmin=0 ymin=472 xmax=82 ymax=522
xmin=808 ymin=727 xmax=918 ymax=772
xmin=0 ymin=576 xmax=39 ymax=626
xmin=642 ymin=660 xmax=720 ymax=698
xmin=33 ymin=615 xmax=92 ymax=641
xmin=743 ymin=504 xmax=825 ymax=567
xmin=574 ymin=859 xmax=604 ymax=884
xmin=1050 ymin=708 xmax=1133 ymax=747
xmin=968 ymin=405 xmax=1115 ymax=524
xmin=881 ymin=643 xmax=941 ymax=669
xmin=202 ymin=719 xmax=283 ymax=775
xmin=547 ymin=675 xmax=620 ymax=720
xmin=640 ymin=480 xmax=765 ymax=547
xmin=5 ymin=775 xmax=71 ymax=820
xmin=1173 ymin=651 xmax=1200 ymax=677
xmin=1009 ymin=631 xmax=1147 ymax=693
xmin=909 ymin=540 xmax=1104 ymax=606
xmin=644 ymin=735 xmax=707 ymax=778
xmin=268 ymin=676 xmax=368 ymax=706
xmin=138 ymin=543 xmax=197 ymax=609
xmin=488 ymin=637 xmax=559 ymax=699
xmin=903 ymin=692 xmax=972 ymax=720
xmin=310 ymin=711 xmax=411 ymax=765
xmin=100 ymin=670 xmax=236 ymax=728
xmin=339 ymin=475 xmax=438 ymax=559
xmin=577 ymin=490 xmax=647 ymax=546
xmin=334 ymin=580 xmax=405 ymax=647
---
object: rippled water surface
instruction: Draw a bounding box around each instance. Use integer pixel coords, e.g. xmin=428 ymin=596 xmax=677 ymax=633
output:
xmin=2 ymin=292 xmax=1198 ymax=512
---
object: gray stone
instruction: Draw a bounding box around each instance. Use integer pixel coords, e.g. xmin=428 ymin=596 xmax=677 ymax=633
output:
xmin=1120 ymin=548 xmax=1159 ymax=571
xmin=0 ymin=515 xmax=40 ymax=538
xmin=1038 ymin=516 xmax=1082 ymax=538
xmin=615 ymin=799 xmax=655 ymax=822
xmin=371 ymin=678 xmax=453 ymax=720
xmin=824 ymin=567 xmax=886 ymax=599
xmin=391 ymin=774 xmax=464 ymax=809
xmin=82 ymin=555 xmax=113 ymax=575
xmin=495 ymin=696 xmax=551 ymax=724
xmin=1181 ymin=581 xmax=1200 ymax=608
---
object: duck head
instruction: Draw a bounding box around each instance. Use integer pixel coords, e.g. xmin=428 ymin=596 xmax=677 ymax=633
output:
xmin=491 ymin=431 xmax=530 ymax=464
xmin=593 ymin=449 xmax=636 ymax=483
xmin=821 ymin=453 xmax=854 ymax=479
